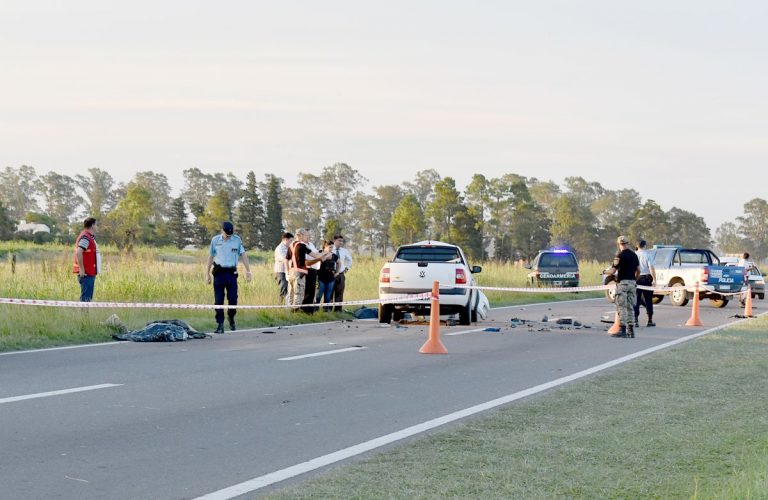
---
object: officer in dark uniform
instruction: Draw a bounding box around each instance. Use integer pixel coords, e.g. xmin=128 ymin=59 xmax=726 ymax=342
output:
xmin=205 ymin=221 xmax=253 ymax=333
xmin=605 ymin=235 xmax=640 ymax=338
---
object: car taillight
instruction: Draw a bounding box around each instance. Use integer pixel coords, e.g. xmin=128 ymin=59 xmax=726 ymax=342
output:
xmin=455 ymin=268 xmax=467 ymax=284
xmin=575 ymin=272 xmax=580 ymax=280
xmin=380 ymin=267 xmax=390 ymax=283
xmin=700 ymin=269 xmax=708 ymax=284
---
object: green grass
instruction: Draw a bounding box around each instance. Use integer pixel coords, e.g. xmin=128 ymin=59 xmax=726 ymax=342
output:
xmin=264 ymin=316 xmax=768 ymax=499
xmin=0 ymin=243 xmax=607 ymax=351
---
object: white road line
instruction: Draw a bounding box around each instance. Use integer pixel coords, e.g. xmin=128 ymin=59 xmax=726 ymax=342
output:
xmin=278 ymin=346 xmax=367 ymax=361
xmin=492 ymin=297 xmax=603 ymax=310
xmin=0 ymin=342 xmax=122 ymax=356
xmin=0 ymin=383 xmax=123 ymax=405
xmin=193 ymin=315 xmax=756 ymax=500
xmin=445 ymin=328 xmax=487 ymax=336
xmin=238 ymin=320 xmax=342 ymax=334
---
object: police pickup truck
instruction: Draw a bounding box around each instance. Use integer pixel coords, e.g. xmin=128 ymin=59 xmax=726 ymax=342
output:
xmin=604 ymin=245 xmax=745 ymax=308
xmin=378 ymin=241 xmax=482 ymax=325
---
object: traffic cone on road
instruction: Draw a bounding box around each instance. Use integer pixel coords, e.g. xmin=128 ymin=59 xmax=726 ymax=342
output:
xmin=685 ymin=282 xmax=703 ymax=327
xmin=607 ymin=312 xmax=621 ymax=334
xmin=420 ymin=281 xmax=448 ymax=354
xmin=744 ymin=285 xmax=754 ymax=318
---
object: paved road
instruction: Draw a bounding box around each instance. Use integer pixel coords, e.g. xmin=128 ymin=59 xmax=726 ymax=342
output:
xmin=0 ymin=297 xmax=753 ymax=499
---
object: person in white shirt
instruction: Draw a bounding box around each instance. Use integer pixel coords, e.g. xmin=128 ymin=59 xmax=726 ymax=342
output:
xmin=273 ymin=232 xmax=293 ymax=304
xmin=738 ymin=252 xmax=754 ymax=270
xmin=331 ymin=234 xmax=354 ymax=312
xmin=303 ymin=230 xmax=321 ymax=313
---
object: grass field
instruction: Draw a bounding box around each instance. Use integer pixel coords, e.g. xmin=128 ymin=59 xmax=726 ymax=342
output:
xmin=0 ymin=243 xmax=606 ymax=351
xmin=265 ymin=315 xmax=768 ymax=499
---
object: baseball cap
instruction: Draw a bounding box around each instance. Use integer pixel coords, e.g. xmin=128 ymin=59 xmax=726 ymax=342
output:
xmin=616 ymin=235 xmax=629 ymax=244
xmin=222 ymin=221 xmax=234 ymax=235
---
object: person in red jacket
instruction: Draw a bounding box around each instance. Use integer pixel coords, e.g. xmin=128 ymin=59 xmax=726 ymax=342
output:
xmin=73 ymin=217 xmax=100 ymax=302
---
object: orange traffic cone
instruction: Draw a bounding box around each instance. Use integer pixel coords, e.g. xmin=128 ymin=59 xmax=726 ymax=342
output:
xmin=607 ymin=312 xmax=622 ymax=334
xmin=685 ymin=282 xmax=703 ymax=327
xmin=744 ymin=285 xmax=754 ymax=318
xmin=420 ymin=281 xmax=448 ymax=354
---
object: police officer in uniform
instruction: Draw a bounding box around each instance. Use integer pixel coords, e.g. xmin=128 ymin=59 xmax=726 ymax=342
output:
xmin=634 ymin=239 xmax=657 ymax=327
xmin=605 ymin=235 xmax=640 ymax=338
xmin=206 ymin=221 xmax=253 ymax=333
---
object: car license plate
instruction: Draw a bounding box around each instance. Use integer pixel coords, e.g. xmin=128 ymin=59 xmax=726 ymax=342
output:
xmin=553 ymin=281 xmax=562 ymax=286
xmin=720 ymin=285 xmax=730 ymax=290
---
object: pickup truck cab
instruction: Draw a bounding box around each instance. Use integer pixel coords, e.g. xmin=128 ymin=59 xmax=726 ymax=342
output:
xmin=604 ymin=245 xmax=745 ymax=308
xmin=378 ymin=241 xmax=482 ymax=324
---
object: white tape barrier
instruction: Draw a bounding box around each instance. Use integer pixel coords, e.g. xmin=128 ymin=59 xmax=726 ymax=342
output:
xmin=0 ymin=281 xmax=748 ymax=310
xmin=454 ymin=284 xmax=609 ymax=293
xmin=0 ymin=293 xmax=431 ymax=310
xmin=456 ymin=283 xmax=747 ymax=297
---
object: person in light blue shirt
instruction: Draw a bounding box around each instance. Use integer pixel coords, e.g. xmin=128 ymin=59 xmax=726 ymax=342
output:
xmin=205 ymin=221 xmax=252 ymax=333
xmin=634 ymin=239 xmax=657 ymax=327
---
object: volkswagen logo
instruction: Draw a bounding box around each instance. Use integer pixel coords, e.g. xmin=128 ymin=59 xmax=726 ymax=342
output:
xmin=419 ymin=270 xmax=426 ymax=278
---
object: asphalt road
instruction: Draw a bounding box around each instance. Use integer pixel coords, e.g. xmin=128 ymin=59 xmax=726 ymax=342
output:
xmin=0 ymin=296 xmax=755 ymax=499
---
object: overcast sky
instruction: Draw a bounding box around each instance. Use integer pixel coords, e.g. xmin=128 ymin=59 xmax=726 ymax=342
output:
xmin=2 ymin=1 xmax=766 ymax=231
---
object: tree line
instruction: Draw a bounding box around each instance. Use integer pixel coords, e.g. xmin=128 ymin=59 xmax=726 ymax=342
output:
xmin=0 ymin=164 xmax=766 ymax=262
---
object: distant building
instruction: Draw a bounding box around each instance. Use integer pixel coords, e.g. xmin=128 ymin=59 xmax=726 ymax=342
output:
xmin=16 ymin=220 xmax=51 ymax=234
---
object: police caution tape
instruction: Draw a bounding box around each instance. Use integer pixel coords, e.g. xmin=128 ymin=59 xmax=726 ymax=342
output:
xmin=1 ymin=283 xmax=747 ymax=309
xmin=0 ymin=293 xmax=432 ymax=310
xmin=455 ymin=283 xmax=746 ymax=297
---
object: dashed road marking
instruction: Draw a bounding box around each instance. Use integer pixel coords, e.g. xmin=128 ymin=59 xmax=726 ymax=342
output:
xmin=0 ymin=383 xmax=123 ymax=405
xmin=278 ymin=346 xmax=367 ymax=361
xmin=445 ymin=328 xmax=487 ymax=336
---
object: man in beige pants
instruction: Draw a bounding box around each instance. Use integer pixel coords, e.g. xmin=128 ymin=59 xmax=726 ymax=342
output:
xmin=285 ymin=228 xmax=328 ymax=311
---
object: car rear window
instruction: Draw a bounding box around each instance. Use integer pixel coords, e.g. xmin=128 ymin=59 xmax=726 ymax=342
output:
xmin=679 ymin=250 xmax=710 ymax=264
xmin=538 ymin=253 xmax=577 ymax=267
xmin=394 ymin=246 xmax=462 ymax=263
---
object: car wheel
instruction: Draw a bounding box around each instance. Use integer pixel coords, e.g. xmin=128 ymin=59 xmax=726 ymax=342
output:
xmin=711 ymin=298 xmax=729 ymax=308
xmin=605 ymin=281 xmax=616 ymax=303
xmin=670 ymin=283 xmax=689 ymax=307
xmin=759 ymin=293 xmax=765 ymax=300
xmin=459 ymin=300 xmax=472 ymax=325
xmin=378 ymin=303 xmax=393 ymax=324
xmin=392 ymin=309 xmax=404 ymax=322
xmin=652 ymin=295 xmax=664 ymax=305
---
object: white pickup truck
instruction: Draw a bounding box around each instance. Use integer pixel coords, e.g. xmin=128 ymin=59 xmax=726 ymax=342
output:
xmin=378 ymin=241 xmax=483 ymax=324
xmin=603 ymin=245 xmax=746 ymax=308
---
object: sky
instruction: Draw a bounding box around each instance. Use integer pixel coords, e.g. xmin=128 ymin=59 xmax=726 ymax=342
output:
xmin=1 ymin=1 xmax=766 ymax=231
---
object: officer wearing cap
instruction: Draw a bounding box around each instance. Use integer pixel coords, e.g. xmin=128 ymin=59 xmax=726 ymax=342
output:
xmin=605 ymin=235 xmax=640 ymax=338
xmin=206 ymin=221 xmax=253 ymax=333
xmin=634 ymin=239 xmax=657 ymax=327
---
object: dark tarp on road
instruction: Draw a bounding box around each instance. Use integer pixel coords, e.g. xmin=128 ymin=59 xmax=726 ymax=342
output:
xmin=111 ymin=319 xmax=209 ymax=342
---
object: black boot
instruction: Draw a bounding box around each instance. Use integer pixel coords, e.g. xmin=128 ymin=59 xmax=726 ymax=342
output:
xmin=214 ymin=323 xmax=225 ymax=334
xmin=611 ymin=325 xmax=628 ymax=338
xmin=627 ymin=324 xmax=635 ymax=338
xmin=229 ymin=318 xmax=237 ymax=331
xmin=646 ymin=316 xmax=655 ymax=327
